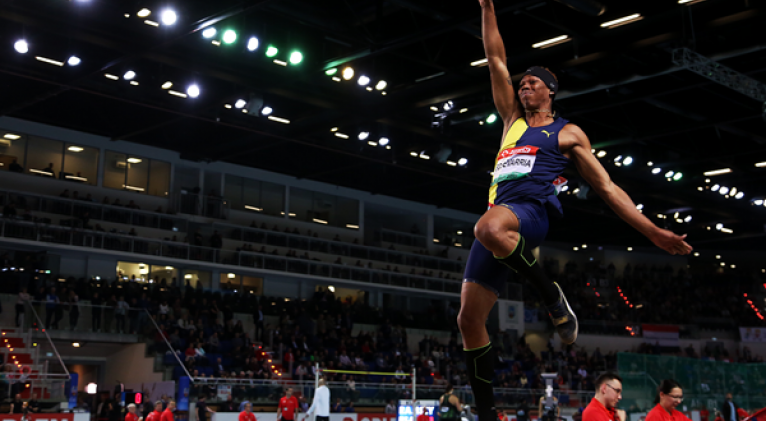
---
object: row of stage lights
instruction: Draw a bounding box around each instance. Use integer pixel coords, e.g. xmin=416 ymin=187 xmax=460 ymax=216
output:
xmin=428 ymin=101 xmax=498 ymax=125
xmin=743 ymin=293 xmax=764 ymax=320
xmin=325 ymin=67 xmax=388 ymax=95
xmin=593 ymin=150 xmax=685 ymax=181
xmin=127 ymin=5 xmax=395 ymax=95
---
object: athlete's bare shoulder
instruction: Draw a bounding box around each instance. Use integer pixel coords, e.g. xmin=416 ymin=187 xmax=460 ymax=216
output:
xmin=559 ymin=123 xmax=588 ymax=153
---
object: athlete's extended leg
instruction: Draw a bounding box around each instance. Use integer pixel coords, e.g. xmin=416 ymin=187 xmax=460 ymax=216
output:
xmin=474 ymin=205 xmax=578 ymax=344
xmin=458 ymin=282 xmax=499 ymax=421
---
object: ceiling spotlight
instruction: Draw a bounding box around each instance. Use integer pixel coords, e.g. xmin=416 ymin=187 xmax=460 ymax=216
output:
xmin=202 ymin=27 xmax=217 ymax=39
xmin=684 ymin=215 xmax=692 ymax=223
xmin=719 ymin=187 xmax=729 ymax=195
xmin=375 ymin=80 xmax=387 ymax=90
xmin=378 ymin=137 xmax=389 ymax=146
xmin=623 ymin=156 xmax=633 ymax=166
xmin=234 ymin=99 xmax=247 ymax=109
xmin=458 ymin=158 xmax=468 ymax=166
xmin=358 ymin=132 xmax=369 ymax=141
xmin=160 ymin=9 xmax=177 ymax=25
xmin=222 ymin=30 xmax=237 ymax=44
xmin=703 ymin=168 xmax=732 ymax=176
xmin=711 ymin=184 xmax=720 ymax=191
xmin=67 ymin=56 xmax=81 ymax=66
xmin=729 ymin=187 xmax=738 ymax=197
xmin=636 ymin=204 xmax=644 ymax=210
xmin=289 ymin=51 xmax=303 ymax=65
xmin=261 ymin=106 xmax=273 ymax=116
xmin=715 ymin=223 xmax=723 ymax=231
xmin=650 ymin=167 xmax=662 ymax=175
xmin=358 ymin=76 xmax=370 ymax=86
xmin=735 ymin=192 xmax=744 ymax=199
xmin=187 ymin=84 xmax=200 ymax=98
xmin=123 ymin=70 xmax=136 ymax=80
xmin=342 ymin=67 xmax=354 ymax=80
xmin=247 ymin=37 xmax=259 ymax=51
xmin=266 ymin=46 xmax=279 ymax=57
xmin=486 ymin=114 xmax=498 ymax=124
xmin=444 ymin=101 xmax=454 ymax=111
xmin=614 ymin=155 xmax=623 ymax=163
xmin=647 ymin=161 xmax=654 ymax=166
xmin=137 ymin=8 xmax=151 ymax=18
xmin=14 ymin=40 xmax=29 ymax=54
xmin=596 ymin=150 xmax=607 ymax=158
xmin=664 ymin=171 xmax=674 ymax=178
xmin=161 ymin=81 xmax=173 ymax=89
xmin=673 ymin=172 xmax=683 ymax=180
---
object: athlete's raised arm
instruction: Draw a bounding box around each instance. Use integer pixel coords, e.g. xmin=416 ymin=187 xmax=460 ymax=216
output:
xmin=480 ymin=0 xmax=523 ymax=126
xmin=562 ymin=124 xmax=693 ymax=255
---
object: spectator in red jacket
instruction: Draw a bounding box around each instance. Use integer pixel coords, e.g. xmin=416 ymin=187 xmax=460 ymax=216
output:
xmin=161 ymin=401 xmax=175 ymax=421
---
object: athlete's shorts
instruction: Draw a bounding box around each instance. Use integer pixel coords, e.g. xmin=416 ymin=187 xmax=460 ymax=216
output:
xmin=463 ymin=201 xmax=550 ymax=296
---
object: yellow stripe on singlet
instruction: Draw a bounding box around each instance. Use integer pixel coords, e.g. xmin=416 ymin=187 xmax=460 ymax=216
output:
xmin=488 ymin=118 xmax=529 ymax=205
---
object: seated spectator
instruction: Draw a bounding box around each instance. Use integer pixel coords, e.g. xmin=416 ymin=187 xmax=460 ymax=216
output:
xmin=60 ymin=189 xmax=70 ymax=198
xmin=9 ymin=159 xmax=23 ymax=173
xmin=344 ymin=402 xmax=355 ymax=413
xmin=42 ymin=162 xmax=54 ymax=174
xmin=332 ymin=399 xmax=343 ymax=413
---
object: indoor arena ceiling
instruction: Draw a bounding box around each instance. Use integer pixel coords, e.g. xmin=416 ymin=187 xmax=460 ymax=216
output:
xmin=1 ymin=0 xmax=765 ymax=250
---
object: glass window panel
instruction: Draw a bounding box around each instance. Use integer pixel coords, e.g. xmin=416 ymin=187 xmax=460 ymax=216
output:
xmin=261 ymin=181 xmax=284 ymax=217
xmin=337 ymin=197 xmax=359 ymax=228
xmin=125 ymin=156 xmax=148 ymax=193
xmin=183 ymin=269 xmax=211 ymax=289
xmin=0 ymin=132 xmax=27 ymax=172
xmin=241 ymin=276 xmax=263 ymax=295
xmin=311 ymin=191 xmax=336 ymax=225
xmin=63 ymin=143 xmax=98 ymax=186
xmin=289 ymin=187 xmax=313 ymax=222
xmin=26 ymin=136 xmax=63 ymax=178
xmin=243 ymin=179 xmax=261 ymax=211
xmin=103 ymin=151 xmax=127 ymax=191
xmin=151 ymin=265 xmax=178 ymax=286
xmin=224 ymin=175 xmax=244 ymax=210
xmin=116 ymin=261 xmax=150 ymax=282
xmin=220 ymin=273 xmax=241 ymax=291
xmin=149 ymin=160 xmax=171 ymax=197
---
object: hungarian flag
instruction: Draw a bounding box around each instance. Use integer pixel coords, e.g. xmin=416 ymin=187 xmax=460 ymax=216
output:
xmin=642 ymin=324 xmax=680 ymax=352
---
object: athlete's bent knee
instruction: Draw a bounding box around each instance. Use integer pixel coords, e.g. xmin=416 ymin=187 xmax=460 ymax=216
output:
xmin=474 ymin=218 xmax=504 ymax=248
xmin=457 ymin=308 xmax=485 ymax=336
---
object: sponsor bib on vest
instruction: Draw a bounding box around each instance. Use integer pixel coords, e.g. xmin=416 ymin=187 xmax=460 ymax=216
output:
xmin=492 ymin=145 xmax=539 ymax=186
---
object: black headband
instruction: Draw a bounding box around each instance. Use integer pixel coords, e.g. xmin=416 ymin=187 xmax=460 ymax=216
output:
xmin=525 ymin=66 xmax=558 ymax=96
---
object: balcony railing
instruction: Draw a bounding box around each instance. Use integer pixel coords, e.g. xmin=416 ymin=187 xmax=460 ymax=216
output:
xmin=0 ymin=218 xmax=463 ymax=293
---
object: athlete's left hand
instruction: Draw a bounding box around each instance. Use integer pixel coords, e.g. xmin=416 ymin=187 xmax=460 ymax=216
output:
xmin=650 ymin=229 xmax=693 ymax=255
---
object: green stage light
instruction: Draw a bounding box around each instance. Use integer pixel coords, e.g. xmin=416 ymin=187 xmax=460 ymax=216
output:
xmin=325 ymin=68 xmax=338 ymax=76
xmin=222 ymin=30 xmax=237 ymax=44
xmin=486 ymin=114 xmax=498 ymax=124
xmin=289 ymin=51 xmax=303 ymax=65
xmin=266 ymin=46 xmax=278 ymax=57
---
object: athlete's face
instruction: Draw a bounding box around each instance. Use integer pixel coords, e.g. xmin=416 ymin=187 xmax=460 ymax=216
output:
xmin=518 ymin=75 xmax=552 ymax=109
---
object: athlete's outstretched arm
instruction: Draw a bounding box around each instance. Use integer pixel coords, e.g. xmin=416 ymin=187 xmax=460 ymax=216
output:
xmin=480 ymin=0 xmax=522 ymax=125
xmin=563 ymin=124 xmax=693 ymax=255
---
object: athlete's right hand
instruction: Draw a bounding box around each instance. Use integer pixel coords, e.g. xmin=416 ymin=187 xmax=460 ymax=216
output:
xmin=650 ymin=229 xmax=693 ymax=255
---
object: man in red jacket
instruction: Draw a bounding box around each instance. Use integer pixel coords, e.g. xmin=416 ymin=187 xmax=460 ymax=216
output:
xmin=239 ymin=403 xmax=257 ymax=421
xmin=126 ymin=404 xmax=143 ymax=421
xmin=146 ymin=402 xmax=163 ymax=421
xmin=161 ymin=401 xmax=176 ymax=421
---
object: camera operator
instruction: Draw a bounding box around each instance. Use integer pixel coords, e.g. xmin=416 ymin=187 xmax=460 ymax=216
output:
xmin=538 ymin=386 xmax=560 ymax=421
